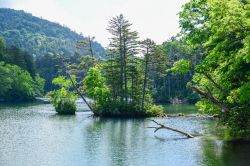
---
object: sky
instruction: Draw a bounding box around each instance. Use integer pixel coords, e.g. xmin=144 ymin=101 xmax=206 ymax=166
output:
xmin=0 ymin=0 xmax=190 ymax=47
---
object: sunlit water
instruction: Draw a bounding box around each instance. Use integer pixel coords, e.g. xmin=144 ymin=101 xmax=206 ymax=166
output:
xmin=0 ymin=102 xmax=249 ymax=166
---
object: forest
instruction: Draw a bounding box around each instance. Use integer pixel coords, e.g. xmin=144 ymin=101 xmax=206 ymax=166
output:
xmin=1 ymin=0 xmax=250 ymax=139
xmin=0 ymin=1 xmax=249 ymax=165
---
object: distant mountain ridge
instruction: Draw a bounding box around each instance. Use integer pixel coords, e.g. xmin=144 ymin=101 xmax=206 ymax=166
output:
xmin=0 ymin=8 xmax=105 ymax=57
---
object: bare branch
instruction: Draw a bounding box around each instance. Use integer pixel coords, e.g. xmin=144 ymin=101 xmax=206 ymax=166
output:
xmin=147 ymin=120 xmax=194 ymax=138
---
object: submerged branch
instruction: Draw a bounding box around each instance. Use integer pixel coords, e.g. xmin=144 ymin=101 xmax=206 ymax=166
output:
xmin=147 ymin=120 xmax=194 ymax=138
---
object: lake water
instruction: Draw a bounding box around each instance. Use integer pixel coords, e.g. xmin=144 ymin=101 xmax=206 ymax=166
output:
xmin=0 ymin=102 xmax=249 ymax=166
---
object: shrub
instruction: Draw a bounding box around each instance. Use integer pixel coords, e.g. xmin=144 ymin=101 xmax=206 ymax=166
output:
xmin=48 ymin=76 xmax=77 ymax=114
xmin=146 ymin=105 xmax=165 ymax=117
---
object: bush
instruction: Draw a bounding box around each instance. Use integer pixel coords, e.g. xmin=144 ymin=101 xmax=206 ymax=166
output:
xmin=48 ymin=76 xmax=77 ymax=115
xmin=0 ymin=61 xmax=45 ymax=101
xmin=146 ymin=105 xmax=165 ymax=117
xmin=48 ymin=88 xmax=77 ymax=114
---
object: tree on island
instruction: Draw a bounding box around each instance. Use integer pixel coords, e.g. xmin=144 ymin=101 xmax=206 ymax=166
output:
xmin=49 ymin=14 xmax=164 ymax=117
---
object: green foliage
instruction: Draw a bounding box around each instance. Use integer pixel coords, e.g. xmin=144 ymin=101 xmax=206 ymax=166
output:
xmin=0 ymin=8 xmax=106 ymax=93
xmin=52 ymin=76 xmax=73 ymax=88
xmin=0 ymin=61 xmax=13 ymax=96
xmin=195 ymin=99 xmax=220 ymax=114
xmin=0 ymin=37 xmax=44 ymax=101
xmin=80 ymin=15 xmax=164 ymax=117
xmin=33 ymin=74 xmax=45 ymax=96
xmin=83 ymin=65 xmax=110 ymax=106
xmin=145 ymin=105 xmax=164 ymax=117
xmin=35 ymin=53 xmax=65 ymax=91
xmin=0 ymin=61 xmax=44 ymax=101
xmin=48 ymin=76 xmax=77 ymax=114
xmin=0 ymin=8 xmax=105 ymax=58
xmin=151 ymin=39 xmax=200 ymax=103
xmin=167 ymin=59 xmax=191 ymax=74
xmin=180 ymin=0 xmax=250 ymax=138
xmin=6 ymin=45 xmax=37 ymax=78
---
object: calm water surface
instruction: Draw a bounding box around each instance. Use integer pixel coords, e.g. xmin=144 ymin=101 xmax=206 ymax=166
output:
xmin=0 ymin=102 xmax=249 ymax=166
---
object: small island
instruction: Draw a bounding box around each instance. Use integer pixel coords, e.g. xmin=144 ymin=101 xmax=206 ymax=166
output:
xmin=48 ymin=15 xmax=166 ymax=117
xmin=0 ymin=2 xmax=249 ymax=165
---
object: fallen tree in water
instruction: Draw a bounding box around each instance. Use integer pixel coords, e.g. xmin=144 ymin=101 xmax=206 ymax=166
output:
xmin=147 ymin=120 xmax=194 ymax=138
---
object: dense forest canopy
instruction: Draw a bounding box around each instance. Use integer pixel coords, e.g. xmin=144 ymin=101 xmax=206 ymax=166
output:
xmin=177 ymin=0 xmax=250 ymax=138
xmin=0 ymin=8 xmax=107 ymax=91
xmin=0 ymin=0 xmax=249 ymax=138
xmin=0 ymin=37 xmax=44 ymax=101
xmin=0 ymin=8 xmax=105 ymax=58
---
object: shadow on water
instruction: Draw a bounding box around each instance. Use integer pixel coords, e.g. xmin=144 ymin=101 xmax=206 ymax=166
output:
xmin=163 ymin=104 xmax=198 ymax=114
xmin=201 ymin=139 xmax=250 ymax=166
xmin=154 ymin=135 xmax=189 ymax=142
xmin=0 ymin=102 xmax=250 ymax=166
xmin=84 ymin=117 xmax=148 ymax=166
xmin=0 ymin=100 xmax=44 ymax=109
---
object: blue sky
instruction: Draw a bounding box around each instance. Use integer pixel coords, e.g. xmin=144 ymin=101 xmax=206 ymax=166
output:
xmin=0 ymin=0 xmax=190 ymax=46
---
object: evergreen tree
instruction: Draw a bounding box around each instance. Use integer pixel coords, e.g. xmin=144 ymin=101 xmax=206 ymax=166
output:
xmin=140 ymin=38 xmax=156 ymax=108
xmin=107 ymin=14 xmax=139 ymax=103
xmin=8 ymin=45 xmax=26 ymax=69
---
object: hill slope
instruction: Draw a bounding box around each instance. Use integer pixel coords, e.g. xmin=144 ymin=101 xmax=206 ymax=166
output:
xmin=0 ymin=8 xmax=105 ymax=57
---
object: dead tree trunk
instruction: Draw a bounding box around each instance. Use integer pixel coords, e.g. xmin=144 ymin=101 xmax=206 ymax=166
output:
xmin=147 ymin=120 xmax=194 ymax=138
xmin=67 ymin=72 xmax=93 ymax=112
xmin=58 ymin=55 xmax=93 ymax=112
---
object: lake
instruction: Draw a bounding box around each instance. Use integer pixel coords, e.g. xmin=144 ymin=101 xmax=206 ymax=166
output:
xmin=0 ymin=102 xmax=249 ymax=166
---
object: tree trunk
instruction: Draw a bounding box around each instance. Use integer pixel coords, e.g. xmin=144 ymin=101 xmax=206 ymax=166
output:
xmin=59 ymin=55 xmax=93 ymax=112
xmin=67 ymin=72 xmax=93 ymax=112
xmin=142 ymin=47 xmax=149 ymax=109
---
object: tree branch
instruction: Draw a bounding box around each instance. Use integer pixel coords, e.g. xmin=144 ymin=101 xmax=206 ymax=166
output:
xmin=202 ymin=72 xmax=228 ymax=96
xmin=191 ymin=86 xmax=229 ymax=112
xmin=147 ymin=120 xmax=194 ymax=138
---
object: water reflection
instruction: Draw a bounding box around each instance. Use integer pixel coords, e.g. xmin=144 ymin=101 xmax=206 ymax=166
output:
xmin=0 ymin=103 xmax=249 ymax=166
xmin=84 ymin=118 xmax=148 ymax=166
xmin=201 ymin=139 xmax=250 ymax=166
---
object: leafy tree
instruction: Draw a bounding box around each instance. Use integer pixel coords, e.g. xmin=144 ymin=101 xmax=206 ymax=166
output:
xmin=0 ymin=37 xmax=44 ymax=101
xmin=82 ymin=15 xmax=164 ymax=117
xmin=36 ymin=53 xmax=65 ymax=91
xmin=179 ymin=0 xmax=250 ymax=138
xmin=48 ymin=76 xmax=77 ymax=114
xmin=0 ymin=61 xmax=44 ymax=101
xmin=0 ymin=62 xmax=13 ymax=97
xmin=68 ymin=55 xmax=96 ymax=83
xmin=83 ymin=65 xmax=110 ymax=110
xmin=0 ymin=38 xmax=6 ymax=61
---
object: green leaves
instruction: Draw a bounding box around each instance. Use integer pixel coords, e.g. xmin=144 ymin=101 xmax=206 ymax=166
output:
xmin=166 ymin=59 xmax=191 ymax=74
xmin=48 ymin=76 xmax=77 ymax=114
xmin=180 ymin=0 xmax=250 ymax=137
xmin=0 ymin=61 xmax=44 ymax=101
xmin=83 ymin=65 xmax=110 ymax=105
xmin=48 ymin=87 xmax=77 ymax=114
xmin=52 ymin=76 xmax=73 ymax=88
